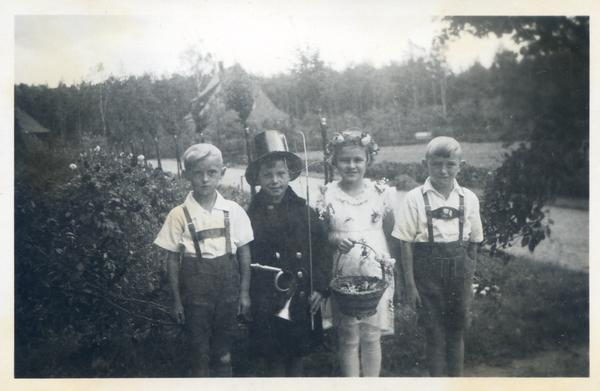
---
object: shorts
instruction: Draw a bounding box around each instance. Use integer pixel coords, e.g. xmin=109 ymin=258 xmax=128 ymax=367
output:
xmin=413 ymin=242 xmax=475 ymax=331
xmin=180 ymin=254 xmax=241 ymax=341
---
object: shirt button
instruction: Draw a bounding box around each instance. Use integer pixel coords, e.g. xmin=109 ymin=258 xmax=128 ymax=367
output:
xmin=296 ymin=252 xmax=302 ymax=259
xmin=299 ymin=291 xmax=305 ymax=298
xmin=275 ymin=252 xmax=281 ymax=260
xmin=297 ymin=271 xmax=304 ymax=278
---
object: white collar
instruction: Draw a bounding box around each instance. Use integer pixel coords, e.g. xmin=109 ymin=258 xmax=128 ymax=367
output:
xmin=184 ymin=190 xmax=230 ymax=215
xmin=422 ymin=177 xmax=463 ymax=197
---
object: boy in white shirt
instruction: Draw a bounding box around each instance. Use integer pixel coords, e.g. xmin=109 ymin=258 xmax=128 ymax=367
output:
xmin=154 ymin=143 xmax=253 ymax=377
xmin=393 ymin=137 xmax=483 ymax=377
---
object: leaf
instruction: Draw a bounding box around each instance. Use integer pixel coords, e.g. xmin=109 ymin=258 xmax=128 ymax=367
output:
xmin=521 ymin=236 xmax=530 ymax=247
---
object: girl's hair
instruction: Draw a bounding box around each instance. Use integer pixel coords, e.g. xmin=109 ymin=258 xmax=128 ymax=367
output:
xmin=425 ymin=137 xmax=463 ymax=160
xmin=325 ymin=128 xmax=379 ymax=165
xmin=182 ymin=143 xmax=223 ymax=170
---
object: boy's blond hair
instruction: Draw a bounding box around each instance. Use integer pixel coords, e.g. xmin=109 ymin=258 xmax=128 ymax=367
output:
xmin=182 ymin=143 xmax=223 ymax=170
xmin=425 ymin=137 xmax=463 ymax=160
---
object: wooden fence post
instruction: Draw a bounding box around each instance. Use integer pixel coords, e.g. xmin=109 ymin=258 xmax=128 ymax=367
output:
xmin=173 ymin=134 xmax=182 ymax=180
xmin=154 ymin=138 xmax=162 ymax=170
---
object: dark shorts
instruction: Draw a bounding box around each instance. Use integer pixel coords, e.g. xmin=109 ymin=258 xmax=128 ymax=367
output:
xmin=413 ymin=242 xmax=475 ymax=331
xmin=180 ymin=254 xmax=241 ymax=341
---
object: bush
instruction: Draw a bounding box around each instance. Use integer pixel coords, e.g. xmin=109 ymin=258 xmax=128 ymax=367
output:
xmin=15 ymin=146 xmax=190 ymax=377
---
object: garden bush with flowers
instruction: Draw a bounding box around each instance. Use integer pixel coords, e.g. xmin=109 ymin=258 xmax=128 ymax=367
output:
xmin=15 ymin=145 xmax=200 ymax=377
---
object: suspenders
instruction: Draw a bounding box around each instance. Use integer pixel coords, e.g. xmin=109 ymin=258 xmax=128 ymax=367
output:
xmin=421 ymin=186 xmax=464 ymax=246
xmin=182 ymin=205 xmax=232 ymax=261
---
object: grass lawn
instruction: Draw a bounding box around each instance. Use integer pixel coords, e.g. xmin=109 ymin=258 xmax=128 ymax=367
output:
xmin=230 ymin=251 xmax=589 ymax=377
xmin=302 ymin=141 xmax=526 ymax=169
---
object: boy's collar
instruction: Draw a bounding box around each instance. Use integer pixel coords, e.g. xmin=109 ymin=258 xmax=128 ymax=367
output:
xmin=185 ymin=191 xmax=230 ymax=213
xmin=423 ymin=177 xmax=463 ymax=196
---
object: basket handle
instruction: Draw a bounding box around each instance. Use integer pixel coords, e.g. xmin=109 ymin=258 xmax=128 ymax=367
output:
xmin=346 ymin=240 xmax=386 ymax=283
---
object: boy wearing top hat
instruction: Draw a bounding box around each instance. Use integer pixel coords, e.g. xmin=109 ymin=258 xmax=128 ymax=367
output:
xmin=154 ymin=143 xmax=253 ymax=377
xmin=245 ymin=130 xmax=332 ymax=377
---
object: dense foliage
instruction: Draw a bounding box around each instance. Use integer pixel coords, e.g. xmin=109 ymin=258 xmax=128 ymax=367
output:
xmin=442 ymin=16 xmax=589 ymax=253
xmin=15 ymin=145 xmax=186 ymax=376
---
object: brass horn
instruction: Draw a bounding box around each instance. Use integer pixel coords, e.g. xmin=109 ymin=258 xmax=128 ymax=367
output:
xmin=251 ymin=263 xmax=296 ymax=321
xmin=250 ymin=263 xmax=289 ymax=292
xmin=275 ymin=285 xmax=297 ymax=322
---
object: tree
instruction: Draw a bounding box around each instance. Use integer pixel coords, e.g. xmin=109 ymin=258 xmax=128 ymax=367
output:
xmin=441 ymin=16 xmax=589 ymax=253
xmin=222 ymin=63 xmax=255 ymax=164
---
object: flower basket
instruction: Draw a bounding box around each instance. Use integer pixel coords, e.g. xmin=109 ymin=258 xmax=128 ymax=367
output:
xmin=330 ymin=242 xmax=390 ymax=319
xmin=330 ymin=275 xmax=388 ymax=319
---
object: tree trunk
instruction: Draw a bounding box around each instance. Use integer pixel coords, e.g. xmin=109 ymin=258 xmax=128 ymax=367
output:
xmin=440 ymin=76 xmax=447 ymax=118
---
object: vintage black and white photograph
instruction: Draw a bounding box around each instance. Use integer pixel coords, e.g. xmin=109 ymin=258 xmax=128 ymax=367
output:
xmin=9 ymin=0 xmax=594 ymax=386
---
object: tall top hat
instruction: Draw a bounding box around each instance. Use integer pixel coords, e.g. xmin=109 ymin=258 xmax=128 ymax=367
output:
xmin=245 ymin=130 xmax=303 ymax=186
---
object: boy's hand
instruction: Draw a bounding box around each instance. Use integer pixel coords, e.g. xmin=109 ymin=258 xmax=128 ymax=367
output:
xmin=238 ymin=292 xmax=251 ymax=317
xmin=309 ymin=291 xmax=324 ymax=314
xmin=405 ymin=285 xmax=422 ymax=312
xmin=172 ymin=300 xmax=185 ymax=324
xmin=337 ymin=238 xmax=355 ymax=254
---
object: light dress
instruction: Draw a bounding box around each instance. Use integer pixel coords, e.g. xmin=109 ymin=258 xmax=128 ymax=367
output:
xmin=316 ymin=180 xmax=397 ymax=335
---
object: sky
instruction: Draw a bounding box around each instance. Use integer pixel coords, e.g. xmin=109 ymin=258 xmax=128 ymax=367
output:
xmin=13 ymin=5 xmax=523 ymax=87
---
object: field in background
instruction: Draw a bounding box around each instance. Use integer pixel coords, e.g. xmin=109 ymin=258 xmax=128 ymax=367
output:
xmin=299 ymin=141 xmax=527 ymax=170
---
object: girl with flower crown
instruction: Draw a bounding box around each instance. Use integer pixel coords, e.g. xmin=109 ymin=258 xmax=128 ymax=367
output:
xmin=316 ymin=129 xmax=397 ymax=377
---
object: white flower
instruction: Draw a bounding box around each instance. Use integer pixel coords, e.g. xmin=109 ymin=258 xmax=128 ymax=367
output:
xmin=119 ymin=152 xmax=125 ymax=157
xmin=94 ymin=145 xmax=101 ymax=152
xmin=361 ymin=134 xmax=372 ymax=146
xmin=137 ymin=155 xmax=145 ymax=162
xmin=69 ymin=164 xmax=77 ymax=171
xmin=127 ymin=153 xmax=133 ymax=159
xmin=334 ymin=134 xmax=344 ymax=143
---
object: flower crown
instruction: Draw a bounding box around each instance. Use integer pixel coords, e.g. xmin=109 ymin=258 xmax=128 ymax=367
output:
xmin=325 ymin=130 xmax=380 ymax=160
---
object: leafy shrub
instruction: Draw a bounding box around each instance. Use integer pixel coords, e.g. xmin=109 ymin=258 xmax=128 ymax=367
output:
xmin=15 ymin=147 xmax=190 ymax=377
xmin=480 ymin=143 xmax=555 ymax=255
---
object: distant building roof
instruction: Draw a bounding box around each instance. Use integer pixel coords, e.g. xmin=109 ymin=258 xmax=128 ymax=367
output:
xmin=15 ymin=106 xmax=51 ymax=134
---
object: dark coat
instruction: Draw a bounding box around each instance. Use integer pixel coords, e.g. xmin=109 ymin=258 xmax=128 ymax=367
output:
xmin=247 ymin=187 xmax=332 ymax=357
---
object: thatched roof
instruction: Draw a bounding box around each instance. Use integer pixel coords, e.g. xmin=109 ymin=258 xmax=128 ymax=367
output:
xmin=15 ymin=106 xmax=51 ymax=134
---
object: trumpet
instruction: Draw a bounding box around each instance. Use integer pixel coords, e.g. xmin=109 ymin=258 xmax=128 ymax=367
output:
xmin=251 ymin=263 xmax=296 ymax=321
xmin=250 ymin=263 xmax=289 ymax=292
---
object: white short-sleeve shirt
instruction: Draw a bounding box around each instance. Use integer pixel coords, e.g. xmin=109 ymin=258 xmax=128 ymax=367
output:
xmin=154 ymin=191 xmax=254 ymax=258
xmin=392 ymin=178 xmax=484 ymax=243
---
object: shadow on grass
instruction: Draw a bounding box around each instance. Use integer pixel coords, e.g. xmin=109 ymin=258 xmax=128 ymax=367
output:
xmin=465 ymin=252 xmax=589 ymax=376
